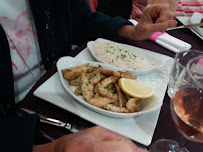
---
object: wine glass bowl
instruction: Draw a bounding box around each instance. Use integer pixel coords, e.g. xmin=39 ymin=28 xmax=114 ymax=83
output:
xmin=171 ymin=56 xmax=203 ymax=143
xmin=150 ymin=56 xmax=203 ymax=152
xmin=167 ymin=50 xmax=203 ymax=98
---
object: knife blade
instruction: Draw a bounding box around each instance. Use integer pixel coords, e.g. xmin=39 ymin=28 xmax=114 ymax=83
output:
xmin=21 ymin=108 xmax=79 ymax=133
xmin=167 ymin=22 xmax=203 ymax=31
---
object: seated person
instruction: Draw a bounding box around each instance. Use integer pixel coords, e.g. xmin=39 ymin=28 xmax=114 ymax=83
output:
xmin=0 ymin=0 xmax=176 ymax=151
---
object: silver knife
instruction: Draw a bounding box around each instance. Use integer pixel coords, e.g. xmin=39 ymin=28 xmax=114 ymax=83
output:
xmin=21 ymin=108 xmax=79 ymax=133
xmin=167 ymin=22 xmax=203 ymax=31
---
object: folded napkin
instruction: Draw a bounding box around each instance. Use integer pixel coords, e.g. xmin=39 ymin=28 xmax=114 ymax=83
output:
xmin=128 ymin=19 xmax=192 ymax=53
xmin=149 ymin=32 xmax=192 ymax=53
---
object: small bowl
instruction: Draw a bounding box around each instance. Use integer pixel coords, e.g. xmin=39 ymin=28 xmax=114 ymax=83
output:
xmin=87 ymin=38 xmax=164 ymax=76
xmin=191 ymin=12 xmax=203 ymax=37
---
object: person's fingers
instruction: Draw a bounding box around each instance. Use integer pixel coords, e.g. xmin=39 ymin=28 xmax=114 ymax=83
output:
xmin=156 ymin=10 xmax=174 ymax=23
xmin=144 ymin=4 xmax=175 ymax=24
xmin=79 ymin=126 xmax=129 ymax=142
xmin=144 ymin=4 xmax=168 ymax=22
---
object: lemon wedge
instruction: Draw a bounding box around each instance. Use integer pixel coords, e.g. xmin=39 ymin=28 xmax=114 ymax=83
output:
xmin=118 ymin=78 xmax=155 ymax=99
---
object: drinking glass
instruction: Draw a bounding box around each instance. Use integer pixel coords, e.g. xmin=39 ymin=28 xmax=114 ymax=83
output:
xmin=150 ymin=56 xmax=203 ymax=152
xmin=167 ymin=50 xmax=203 ymax=98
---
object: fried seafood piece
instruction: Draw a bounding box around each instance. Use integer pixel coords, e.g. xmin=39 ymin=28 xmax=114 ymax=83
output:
xmin=106 ymin=83 xmax=116 ymax=93
xmin=100 ymin=74 xmax=107 ymax=81
xmin=94 ymin=83 xmax=99 ymax=94
xmin=114 ymin=83 xmax=127 ymax=107
xmin=119 ymin=71 xmax=137 ymax=79
xmin=94 ymin=66 xmax=120 ymax=77
xmin=87 ymin=72 xmax=101 ymax=84
xmin=74 ymin=86 xmax=82 ymax=96
xmin=104 ymin=104 xmax=129 ymax=113
xmin=93 ymin=84 xmax=101 ymax=98
xmin=88 ymin=97 xmax=117 ymax=108
xmin=61 ymin=63 xmax=90 ymax=74
xmin=97 ymin=83 xmax=118 ymax=100
xmin=101 ymin=76 xmax=118 ymax=87
xmin=126 ymin=98 xmax=141 ymax=113
xmin=94 ymin=92 xmax=101 ymax=98
xmin=124 ymin=92 xmax=132 ymax=101
xmin=63 ymin=66 xmax=93 ymax=80
xmin=69 ymin=76 xmax=81 ymax=86
xmin=81 ymin=73 xmax=94 ymax=102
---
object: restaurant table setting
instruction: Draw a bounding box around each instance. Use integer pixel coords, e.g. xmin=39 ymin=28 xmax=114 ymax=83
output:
xmin=19 ymin=19 xmax=203 ymax=151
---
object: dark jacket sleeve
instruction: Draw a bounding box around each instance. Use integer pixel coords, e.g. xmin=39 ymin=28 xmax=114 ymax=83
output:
xmin=96 ymin=0 xmax=132 ymax=19
xmin=71 ymin=0 xmax=132 ymax=44
xmin=0 ymin=114 xmax=40 ymax=152
xmin=0 ymin=25 xmax=40 ymax=152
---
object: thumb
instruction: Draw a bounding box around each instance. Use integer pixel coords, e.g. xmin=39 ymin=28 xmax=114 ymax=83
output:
xmin=150 ymin=20 xmax=177 ymax=33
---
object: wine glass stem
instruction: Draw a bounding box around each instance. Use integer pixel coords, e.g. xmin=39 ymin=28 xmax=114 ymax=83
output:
xmin=179 ymin=139 xmax=189 ymax=148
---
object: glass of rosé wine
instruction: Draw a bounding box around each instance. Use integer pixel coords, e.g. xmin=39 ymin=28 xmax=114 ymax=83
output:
xmin=150 ymin=56 xmax=203 ymax=152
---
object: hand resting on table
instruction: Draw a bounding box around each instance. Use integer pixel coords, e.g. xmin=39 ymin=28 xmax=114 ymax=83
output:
xmin=118 ymin=3 xmax=177 ymax=41
xmin=33 ymin=126 xmax=148 ymax=152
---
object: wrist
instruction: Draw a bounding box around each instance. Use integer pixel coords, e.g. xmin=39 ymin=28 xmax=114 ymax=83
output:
xmin=117 ymin=25 xmax=140 ymax=41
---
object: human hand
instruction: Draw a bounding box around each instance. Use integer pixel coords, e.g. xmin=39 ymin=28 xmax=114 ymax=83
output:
xmin=33 ymin=126 xmax=148 ymax=152
xmin=118 ymin=3 xmax=177 ymax=41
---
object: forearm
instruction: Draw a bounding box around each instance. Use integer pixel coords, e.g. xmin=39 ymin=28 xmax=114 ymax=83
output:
xmin=33 ymin=143 xmax=53 ymax=152
xmin=84 ymin=13 xmax=132 ymax=41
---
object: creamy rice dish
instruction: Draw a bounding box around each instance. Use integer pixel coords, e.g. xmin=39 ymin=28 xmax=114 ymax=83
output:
xmin=92 ymin=42 xmax=155 ymax=70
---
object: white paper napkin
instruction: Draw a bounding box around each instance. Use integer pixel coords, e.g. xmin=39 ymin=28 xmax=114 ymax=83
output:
xmin=128 ymin=19 xmax=192 ymax=53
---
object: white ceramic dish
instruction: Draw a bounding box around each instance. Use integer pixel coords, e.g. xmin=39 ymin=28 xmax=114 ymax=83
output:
xmin=56 ymin=56 xmax=162 ymax=119
xmin=34 ymin=47 xmax=173 ymax=146
xmin=87 ymin=38 xmax=164 ymax=76
xmin=190 ymin=12 xmax=203 ymax=37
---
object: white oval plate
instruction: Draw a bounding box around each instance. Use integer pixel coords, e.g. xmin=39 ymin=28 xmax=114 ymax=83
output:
xmin=191 ymin=12 xmax=203 ymax=37
xmin=87 ymin=38 xmax=164 ymax=76
xmin=56 ymin=56 xmax=162 ymax=119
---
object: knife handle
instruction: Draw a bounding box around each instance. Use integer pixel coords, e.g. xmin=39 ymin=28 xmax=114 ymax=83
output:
xmin=21 ymin=108 xmax=73 ymax=131
xmin=39 ymin=115 xmax=72 ymax=130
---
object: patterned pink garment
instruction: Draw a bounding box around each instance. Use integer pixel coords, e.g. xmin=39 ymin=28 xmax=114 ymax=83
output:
xmin=0 ymin=4 xmax=44 ymax=103
xmin=176 ymin=0 xmax=203 ymax=16
xmin=0 ymin=10 xmax=37 ymax=78
xmin=130 ymin=0 xmax=147 ymax=21
xmin=131 ymin=0 xmax=203 ymax=21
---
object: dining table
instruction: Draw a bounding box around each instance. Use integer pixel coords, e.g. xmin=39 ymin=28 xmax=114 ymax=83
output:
xmin=19 ymin=21 xmax=203 ymax=151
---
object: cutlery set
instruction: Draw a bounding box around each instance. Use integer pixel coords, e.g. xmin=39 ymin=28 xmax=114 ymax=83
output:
xmin=21 ymin=108 xmax=79 ymax=133
xmin=167 ymin=22 xmax=203 ymax=31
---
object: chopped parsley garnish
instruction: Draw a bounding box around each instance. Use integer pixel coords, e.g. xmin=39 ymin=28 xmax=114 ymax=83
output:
xmin=121 ymin=54 xmax=126 ymax=58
